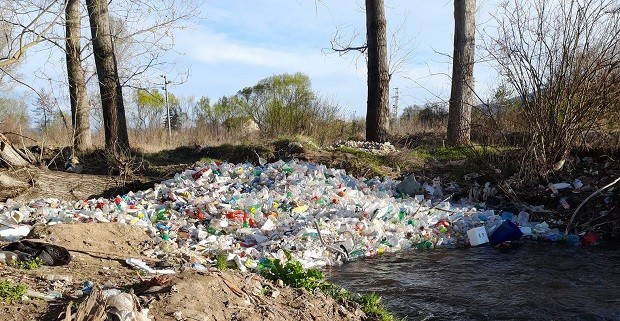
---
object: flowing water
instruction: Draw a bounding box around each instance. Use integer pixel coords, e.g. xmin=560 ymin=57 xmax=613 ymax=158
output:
xmin=326 ymin=242 xmax=620 ymax=321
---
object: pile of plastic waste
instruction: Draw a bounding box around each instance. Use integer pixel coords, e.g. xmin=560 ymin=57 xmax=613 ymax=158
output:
xmin=0 ymin=160 xmax=575 ymax=271
xmin=332 ymin=140 xmax=396 ymax=155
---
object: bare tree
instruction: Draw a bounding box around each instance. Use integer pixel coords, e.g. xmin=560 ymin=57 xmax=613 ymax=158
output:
xmin=65 ymin=0 xmax=91 ymax=151
xmin=2 ymin=0 xmax=199 ymax=154
xmin=0 ymin=16 xmax=19 ymax=88
xmin=447 ymin=0 xmax=476 ymax=147
xmin=86 ymin=0 xmax=130 ymax=156
xmin=0 ymin=1 xmax=65 ymax=67
xmin=486 ymin=0 xmax=620 ymax=178
xmin=364 ymin=0 xmax=391 ymax=142
xmin=331 ymin=0 xmax=391 ymax=142
xmin=106 ymin=0 xmax=199 ymax=88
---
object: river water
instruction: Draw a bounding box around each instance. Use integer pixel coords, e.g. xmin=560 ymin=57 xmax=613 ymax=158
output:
xmin=326 ymin=242 xmax=620 ymax=321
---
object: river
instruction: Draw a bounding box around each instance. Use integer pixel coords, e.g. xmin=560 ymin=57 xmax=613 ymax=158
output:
xmin=326 ymin=242 xmax=620 ymax=321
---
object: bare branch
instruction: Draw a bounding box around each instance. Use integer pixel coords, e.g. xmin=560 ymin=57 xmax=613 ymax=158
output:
xmin=0 ymin=0 xmax=66 ymax=67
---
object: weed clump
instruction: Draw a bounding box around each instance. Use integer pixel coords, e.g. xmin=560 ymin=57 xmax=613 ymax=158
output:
xmin=0 ymin=280 xmax=27 ymax=302
xmin=259 ymin=250 xmax=400 ymax=321
xmin=15 ymin=258 xmax=44 ymax=270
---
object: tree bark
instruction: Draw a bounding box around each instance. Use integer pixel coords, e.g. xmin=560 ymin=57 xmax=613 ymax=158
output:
xmin=0 ymin=133 xmax=30 ymax=167
xmin=86 ymin=0 xmax=130 ymax=156
xmin=66 ymin=0 xmax=92 ymax=152
xmin=447 ymin=0 xmax=475 ymax=146
xmin=365 ymin=0 xmax=391 ymax=143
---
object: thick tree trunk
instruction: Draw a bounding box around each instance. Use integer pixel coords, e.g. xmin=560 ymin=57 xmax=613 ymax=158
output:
xmin=86 ymin=0 xmax=130 ymax=156
xmin=365 ymin=0 xmax=391 ymax=143
xmin=66 ymin=0 xmax=92 ymax=151
xmin=0 ymin=133 xmax=30 ymax=167
xmin=447 ymin=0 xmax=475 ymax=146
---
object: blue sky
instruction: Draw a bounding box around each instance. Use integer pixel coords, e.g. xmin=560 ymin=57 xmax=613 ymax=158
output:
xmin=166 ymin=0 xmax=503 ymax=118
xmin=8 ymin=0 xmax=503 ymax=120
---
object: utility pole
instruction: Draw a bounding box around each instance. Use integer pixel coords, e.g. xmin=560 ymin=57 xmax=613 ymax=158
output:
xmin=392 ymin=87 xmax=399 ymax=129
xmin=161 ymin=75 xmax=172 ymax=144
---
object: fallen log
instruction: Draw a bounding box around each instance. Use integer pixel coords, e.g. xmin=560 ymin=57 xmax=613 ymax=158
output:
xmin=0 ymin=132 xmax=31 ymax=167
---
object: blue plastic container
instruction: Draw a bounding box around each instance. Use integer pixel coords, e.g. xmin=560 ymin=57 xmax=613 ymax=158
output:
xmin=489 ymin=220 xmax=524 ymax=245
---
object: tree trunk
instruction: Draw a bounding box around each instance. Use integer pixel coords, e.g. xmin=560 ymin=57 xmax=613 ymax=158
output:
xmin=86 ymin=0 xmax=130 ymax=156
xmin=66 ymin=0 xmax=92 ymax=152
xmin=447 ymin=0 xmax=475 ymax=146
xmin=365 ymin=0 xmax=391 ymax=143
xmin=0 ymin=133 xmax=30 ymax=167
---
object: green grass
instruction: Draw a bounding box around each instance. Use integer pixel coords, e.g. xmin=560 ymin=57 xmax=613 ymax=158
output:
xmin=0 ymin=280 xmax=27 ymax=302
xmin=405 ymin=144 xmax=520 ymax=180
xmin=337 ymin=146 xmax=388 ymax=177
xmin=259 ymin=250 xmax=327 ymax=291
xmin=410 ymin=145 xmax=515 ymax=162
xmin=358 ymin=292 xmax=400 ymax=321
xmin=259 ymin=251 xmax=401 ymax=320
xmin=215 ymin=252 xmax=228 ymax=271
xmin=15 ymin=258 xmax=44 ymax=270
xmin=410 ymin=146 xmax=466 ymax=162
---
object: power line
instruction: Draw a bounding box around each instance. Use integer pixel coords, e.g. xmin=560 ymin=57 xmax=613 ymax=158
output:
xmin=161 ymin=75 xmax=172 ymax=144
xmin=392 ymin=87 xmax=399 ymax=128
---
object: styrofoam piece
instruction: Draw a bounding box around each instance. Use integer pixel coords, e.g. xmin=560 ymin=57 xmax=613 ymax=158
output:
xmin=0 ymin=225 xmax=31 ymax=241
xmin=467 ymin=226 xmax=489 ymax=246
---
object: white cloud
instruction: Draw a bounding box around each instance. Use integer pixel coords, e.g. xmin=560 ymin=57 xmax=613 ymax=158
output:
xmin=178 ymin=26 xmax=362 ymax=79
xmin=170 ymin=0 xmax=505 ymax=116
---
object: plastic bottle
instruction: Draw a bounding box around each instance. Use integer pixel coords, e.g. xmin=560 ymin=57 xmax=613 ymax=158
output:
xmin=516 ymin=211 xmax=530 ymax=226
xmin=559 ymin=197 xmax=570 ymax=209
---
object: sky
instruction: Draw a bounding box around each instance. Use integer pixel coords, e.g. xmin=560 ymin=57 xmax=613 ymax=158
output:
xmin=164 ymin=0 xmax=504 ymax=118
xmin=8 ymin=0 xmax=504 ymax=119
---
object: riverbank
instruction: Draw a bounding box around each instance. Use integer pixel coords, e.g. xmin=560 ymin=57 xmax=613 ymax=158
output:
xmin=0 ymin=138 xmax=618 ymax=320
xmin=1 ymin=223 xmax=389 ymax=321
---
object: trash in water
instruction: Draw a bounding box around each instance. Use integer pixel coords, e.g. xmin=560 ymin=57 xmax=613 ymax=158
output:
xmin=582 ymin=233 xmax=599 ymax=246
xmin=467 ymin=227 xmax=489 ymax=246
xmin=0 ymin=159 xmax=584 ymax=271
xmin=488 ymin=220 xmax=523 ymax=246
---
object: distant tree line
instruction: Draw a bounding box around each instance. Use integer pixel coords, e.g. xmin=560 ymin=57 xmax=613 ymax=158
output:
xmin=1 ymin=0 xmax=619 ymax=181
